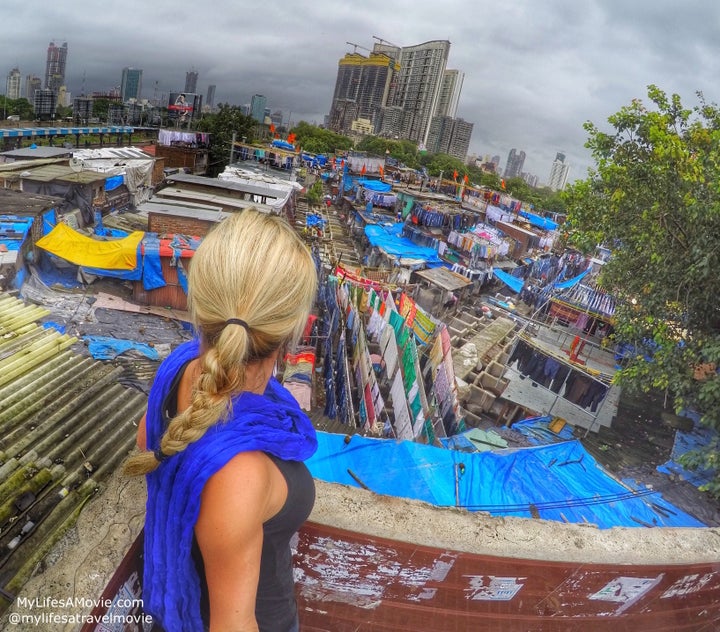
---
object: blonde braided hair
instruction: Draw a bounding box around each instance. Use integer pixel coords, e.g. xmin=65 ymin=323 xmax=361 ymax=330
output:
xmin=124 ymin=209 xmax=317 ymax=476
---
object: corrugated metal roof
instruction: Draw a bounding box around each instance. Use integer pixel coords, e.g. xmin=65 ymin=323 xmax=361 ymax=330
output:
xmin=19 ymin=164 xmax=107 ymax=184
xmin=0 ymin=292 xmax=146 ymax=611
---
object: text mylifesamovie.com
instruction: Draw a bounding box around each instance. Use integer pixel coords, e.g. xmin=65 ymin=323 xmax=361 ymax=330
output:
xmin=8 ymin=596 xmax=153 ymax=626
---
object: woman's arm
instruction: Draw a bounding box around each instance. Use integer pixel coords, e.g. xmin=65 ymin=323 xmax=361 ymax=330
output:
xmin=195 ymin=451 xmax=282 ymax=632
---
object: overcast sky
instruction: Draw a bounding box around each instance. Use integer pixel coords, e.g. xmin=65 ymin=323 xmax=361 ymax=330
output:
xmin=2 ymin=0 xmax=718 ymax=185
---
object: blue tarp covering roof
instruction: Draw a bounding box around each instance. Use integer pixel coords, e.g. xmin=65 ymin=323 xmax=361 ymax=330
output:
xmin=519 ymin=210 xmax=558 ymax=231
xmin=357 ymin=178 xmax=392 ymax=192
xmin=364 ymin=224 xmax=442 ymax=264
xmin=511 ymin=416 xmax=575 ymax=444
xmin=0 ymin=216 xmax=34 ymax=251
xmin=307 ymin=431 xmax=705 ymax=528
xmin=493 ymin=268 xmax=524 ymax=293
xmin=553 ymin=267 xmax=590 ymax=289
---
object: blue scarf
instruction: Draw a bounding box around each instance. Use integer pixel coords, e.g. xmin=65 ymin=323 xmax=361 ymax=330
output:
xmin=143 ymin=339 xmax=317 ymax=632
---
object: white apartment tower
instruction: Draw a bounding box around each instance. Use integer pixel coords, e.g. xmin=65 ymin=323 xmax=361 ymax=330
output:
xmin=376 ymin=39 xmax=450 ymax=147
xmin=6 ymin=68 xmax=22 ymax=100
xmin=548 ymin=152 xmax=570 ymax=191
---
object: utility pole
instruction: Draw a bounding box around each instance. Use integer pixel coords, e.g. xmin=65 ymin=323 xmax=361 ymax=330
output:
xmin=229 ymin=131 xmax=236 ymax=166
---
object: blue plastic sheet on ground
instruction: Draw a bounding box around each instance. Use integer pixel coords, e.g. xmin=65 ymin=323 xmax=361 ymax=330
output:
xmin=306 ymin=432 xmax=705 ymax=528
xmin=493 ymin=268 xmax=524 ymax=293
xmin=511 ymin=416 xmax=575 ymax=444
xmin=306 ymin=214 xmax=327 ymax=228
xmin=42 ymin=321 xmax=66 ymax=334
xmin=83 ymin=335 xmax=160 ymax=361
xmin=364 ymin=225 xmax=442 ymax=264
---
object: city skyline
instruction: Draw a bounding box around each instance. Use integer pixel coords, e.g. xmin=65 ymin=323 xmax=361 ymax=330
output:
xmin=1 ymin=0 xmax=719 ymax=183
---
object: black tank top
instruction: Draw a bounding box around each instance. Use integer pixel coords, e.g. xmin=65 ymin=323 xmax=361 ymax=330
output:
xmin=162 ymin=362 xmax=316 ymax=632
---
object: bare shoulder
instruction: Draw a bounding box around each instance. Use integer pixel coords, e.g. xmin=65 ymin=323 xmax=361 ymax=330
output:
xmin=196 ymin=451 xmax=281 ymax=540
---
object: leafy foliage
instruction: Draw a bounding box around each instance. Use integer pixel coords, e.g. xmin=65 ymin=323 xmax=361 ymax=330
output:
xmin=195 ymin=104 xmax=256 ymax=177
xmin=564 ymin=86 xmax=720 ymax=496
xmin=291 ymin=121 xmax=353 ymax=155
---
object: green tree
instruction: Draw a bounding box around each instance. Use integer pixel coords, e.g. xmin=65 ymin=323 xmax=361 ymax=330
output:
xmin=564 ymin=85 xmax=720 ymax=496
xmin=291 ymin=121 xmax=353 ymax=155
xmin=195 ymin=104 xmax=256 ymax=177
xmin=92 ymin=98 xmax=111 ymax=121
xmin=4 ymin=97 xmax=33 ymax=120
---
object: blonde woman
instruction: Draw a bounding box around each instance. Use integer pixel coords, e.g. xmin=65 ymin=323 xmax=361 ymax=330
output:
xmin=125 ymin=209 xmax=318 ymax=632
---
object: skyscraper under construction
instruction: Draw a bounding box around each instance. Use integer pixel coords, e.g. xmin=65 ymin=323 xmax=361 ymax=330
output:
xmin=45 ymin=41 xmax=68 ymax=97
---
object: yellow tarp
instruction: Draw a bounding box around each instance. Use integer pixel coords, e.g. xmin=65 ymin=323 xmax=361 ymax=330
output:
xmin=35 ymin=222 xmax=143 ymax=270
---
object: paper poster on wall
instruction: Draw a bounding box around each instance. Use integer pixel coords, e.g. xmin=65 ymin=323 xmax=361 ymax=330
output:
xmin=464 ymin=575 xmax=525 ymax=601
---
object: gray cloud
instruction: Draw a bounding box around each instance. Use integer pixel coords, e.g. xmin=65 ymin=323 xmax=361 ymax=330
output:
xmin=2 ymin=0 xmax=718 ymax=185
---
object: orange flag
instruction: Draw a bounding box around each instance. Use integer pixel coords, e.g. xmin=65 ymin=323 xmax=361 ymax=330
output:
xmin=379 ymin=165 xmax=384 ymax=177
xmin=463 ymin=174 xmax=469 ymax=183
xmin=361 ymin=164 xmax=367 ymax=175
xmin=453 ymin=169 xmax=458 ymax=180
xmin=287 ymin=132 xmax=296 ymax=144
xmin=501 ymin=179 xmax=506 ymax=190
xmin=269 ymin=123 xmax=276 ymax=134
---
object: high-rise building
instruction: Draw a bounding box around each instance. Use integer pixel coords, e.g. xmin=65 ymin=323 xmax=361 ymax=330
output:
xmin=34 ymin=88 xmax=57 ymax=120
xmin=426 ymin=115 xmax=473 ymax=160
xmin=6 ymin=68 xmax=22 ymax=100
xmin=45 ymin=41 xmax=68 ymax=97
xmin=548 ymin=152 xmax=570 ymax=191
xmin=503 ymin=148 xmax=526 ymax=179
xmin=377 ymin=39 xmax=450 ymax=146
xmin=270 ymin=110 xmax=284 ymax=129
xmin=434 ymin=69 xmax=464 ymax=119
xmin=206 ymin=84 xmax=216 ymax=110
xmin=57 ymin=86 xmax=70 ymax=108
xmin=25 ymin=75 xmax=42 ymax=103
xmin=73 ymin=97 xmax=93 ymax=124
xmin=250 ymin=94 xmax=267 ymax=123
xmin=185 ymin=70 xmax=198 ymax=94
xmin=120 ymin=67 xmax=143 ymax=102
xmin=327 ymin=51 xmax=398 ymax=134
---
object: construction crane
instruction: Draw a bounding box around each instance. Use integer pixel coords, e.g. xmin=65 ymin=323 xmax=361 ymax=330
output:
xmin=372 ymin=35 xmax=401 ymax=49
xmin=346 ymin=41 xmax=371 ymax=54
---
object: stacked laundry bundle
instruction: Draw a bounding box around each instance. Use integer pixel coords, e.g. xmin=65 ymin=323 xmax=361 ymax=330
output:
xmin=282 ymin=347 xmax=316 ymax=411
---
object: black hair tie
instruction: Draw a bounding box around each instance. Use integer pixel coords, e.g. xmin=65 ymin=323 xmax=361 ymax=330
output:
xmin=154 ymin=448 xmax=169 ymax=462
xmin=225 ymin=318 xmax=250 ymax=332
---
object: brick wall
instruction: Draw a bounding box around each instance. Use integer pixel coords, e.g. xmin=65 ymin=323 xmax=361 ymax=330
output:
xmin=148 ymin=212 xmax=214 ymax=237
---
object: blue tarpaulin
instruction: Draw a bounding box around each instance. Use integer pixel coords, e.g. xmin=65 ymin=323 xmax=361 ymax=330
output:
xmin=553 ymin=267 xmax=590 ymax=289
xmin=307 ymin=432 xmax=705 ymax=528
xmin=0 ymin=216 xmax=33 ymax=251
xmin=493 ymin=268 xmax=524 ymax=293
xmin=141 ymin=233 xmax=166 ymax=290
xmin=104 ymin=175 xmax=124 ymax=191
xmin=271 ymin=139 xmax=295 ymax=151
xmin=519 ymin=211 xmax=558 ymax=231
xmin=511 ymin=416 xmax=575 ymax=444
xmin=364 ymin=224 xmax=442 ymax=264
xmin=83 ymin=335 xmax=160 ymax=360
xmin=357 ymin=178 xmax=392 ymax=192
xmin=657 ymin=411 xmax=717 ymax=488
